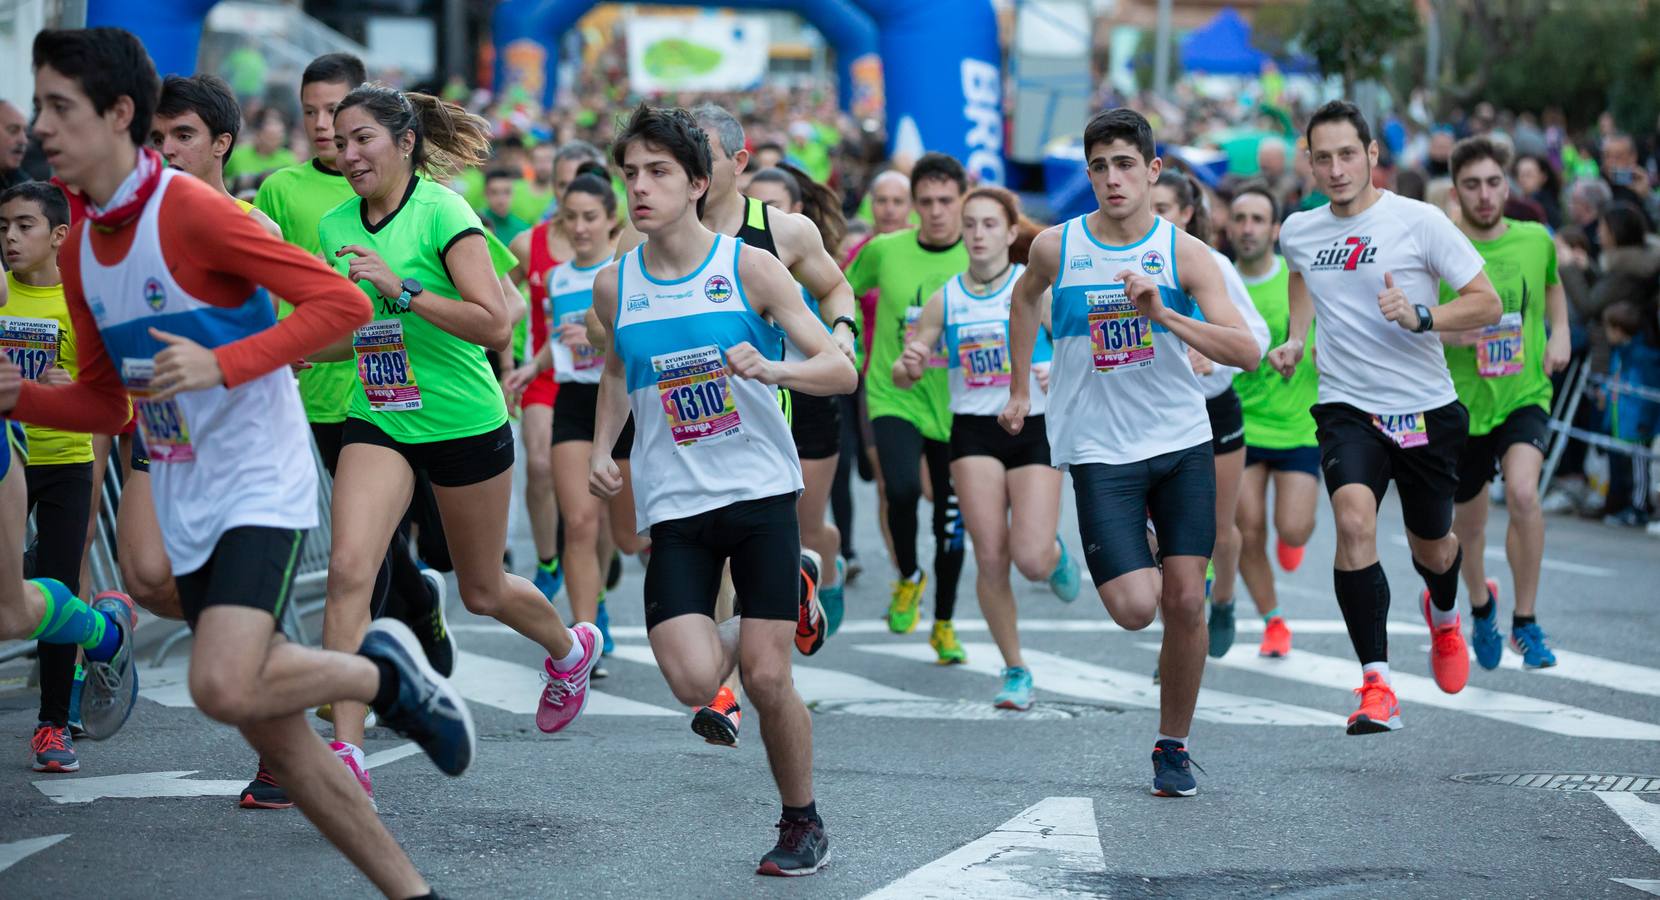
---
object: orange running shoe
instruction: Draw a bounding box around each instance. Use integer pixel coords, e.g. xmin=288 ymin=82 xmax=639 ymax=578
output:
xmin=1259 ymin=616 xmax=1293 ymax=658
xmin=795 ymin=551 xmax=827 ymax=656
xmin=1420 ymin=590 xmax=1470 ymax=694
xmin=1346 ymin=671 xmax=1402 ymax=735
xmin=1275 ymin=537 xmax=1305 ymax=572
xmin=691 ymin=686 xmax=743 ymax=747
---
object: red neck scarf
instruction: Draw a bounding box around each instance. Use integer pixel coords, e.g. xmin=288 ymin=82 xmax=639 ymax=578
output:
xmin=52 ymin=146 xmax=165 ymax=231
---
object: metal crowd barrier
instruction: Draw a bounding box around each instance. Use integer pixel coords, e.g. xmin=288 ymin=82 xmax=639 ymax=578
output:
xmin=1540 ymin=359 xmax=1659 ymax=496
xmin=0 ymin=437 xmax=338 ymax=668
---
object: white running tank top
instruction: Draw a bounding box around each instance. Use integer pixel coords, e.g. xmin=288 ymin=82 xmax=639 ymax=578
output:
xmin=547 ymin=255 xmax=611 ymax=384
xmin=612 ymin=234 xmax=802 ymax=529
xmin=941 ymin=265 xmax=1053 ymax=416
xmin=1047 ymin=214 xmax=1209 ymax=466
xmin=79 ymin=169 xmax=316 ymax=573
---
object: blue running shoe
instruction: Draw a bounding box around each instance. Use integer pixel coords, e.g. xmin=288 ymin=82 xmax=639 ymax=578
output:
xmin=359 ymin=619 xmax=476 ymax=777
xmin=821 ymin=557 xmax=846 ymax=638
xmin=1510 ymin=622 xmax=1557 ymax=669
xmin=1048 ymin=538 xmax=1081 ymax=603
xmin=533 ymin=558 xmax=563 ymax=602
xmin=1471 ymin=579 xmax=1504 ymax=671
xmin=994 ymin=666 xmax=1034 ymax=711
xmin=1207 ymin=600 xmax=1236 ymax=659
xmin=1151 ymin=739 xmax=1200 ymax=797
xmin=595 ymin=592 xmax=614 ymax=655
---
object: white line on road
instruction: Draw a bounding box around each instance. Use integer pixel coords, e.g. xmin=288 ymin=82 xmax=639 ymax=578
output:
xmin=34 ymin=771 xmax=248 ymax=805
xmin=1386 ymin=534 xmax=1614 ymax=577
xmin=860 ymin=643 xmax=1343 ymax=727
xmin=450 ymin=617 xmax=1443 ymax=639
xmin=448 ymin=651 xmax=679 ymax=717
xmin=1420 ymin=644 xmax=1660 ymax=700
xmin=861 ymin=797 xmax=1104 ymax=899
xmin=1600 ymin=792 xmax=1660 ymax=894
xmin=1198 ymin=643 xmax=1660 ymax=741
xmin=0 ymin=834 xmax=70 ymax=873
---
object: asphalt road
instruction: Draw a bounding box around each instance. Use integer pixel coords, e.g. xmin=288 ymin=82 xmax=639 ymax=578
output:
xmin=3 ymin=468 xmax=1659 ymax=899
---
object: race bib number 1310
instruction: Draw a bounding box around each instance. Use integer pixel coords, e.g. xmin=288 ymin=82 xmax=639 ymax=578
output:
xmin=654 ymin=345 xmax=742 ymax=446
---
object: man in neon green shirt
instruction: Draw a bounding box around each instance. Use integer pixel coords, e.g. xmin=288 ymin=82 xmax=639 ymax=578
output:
xmin=254 ymin=53 xmax=365 ymax=468
xmin=845 ymin=152 xmax=968 ymax=661
xmin=1228 ymin=182 xmax=1317 ymax=660
xmin=1440 ymin=137 xmax=1570 ymax=671
xmin=225 ymin=107 xmax=297 ymax=180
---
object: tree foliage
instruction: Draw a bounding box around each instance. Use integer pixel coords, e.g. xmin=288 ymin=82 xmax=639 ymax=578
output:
xmin=1296 ymin=0 xmax=1421 ymax=94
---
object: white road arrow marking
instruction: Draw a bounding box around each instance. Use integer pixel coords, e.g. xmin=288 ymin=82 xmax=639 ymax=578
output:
xmin=33 ymin=742 xmax=424 ymax=805
xmin=1600 ymin=792 xmax=1660 ymax=895
xmin=861 ymin=797 xmax=1104 ymax=899
xmin=0 ymin=834 xmax=70 ymax=873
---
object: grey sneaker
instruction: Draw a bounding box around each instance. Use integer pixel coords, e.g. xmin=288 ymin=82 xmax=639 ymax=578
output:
xmin=80 ymin=591 xmax=138 ymax=741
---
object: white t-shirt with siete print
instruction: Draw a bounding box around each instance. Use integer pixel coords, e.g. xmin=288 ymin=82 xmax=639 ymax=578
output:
xmin=1281 ymin=190 xmax=1486 ymax=416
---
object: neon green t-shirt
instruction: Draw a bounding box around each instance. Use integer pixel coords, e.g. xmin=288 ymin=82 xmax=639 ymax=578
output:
xmin=255 ymin=159 xmax=361 ymax=424
xmin=845 ymin=229 xmax=964 ymax=441
xmin=1234 ymin=256 xmax=1319 ymax=449
xmin=226 ymin=146 xmax=298 ymax=180
xmin=1438 ymin=219 xmax=1558 ymax=436
xmin=319 ymin=177 xmax=512 ymax=443
xmin=510 ymin=180 xmax=554 ymax=227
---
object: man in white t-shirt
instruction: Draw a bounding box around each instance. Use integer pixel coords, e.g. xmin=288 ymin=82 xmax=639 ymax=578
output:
xmin=1268 ymin=101 xmax=1501 ymax=735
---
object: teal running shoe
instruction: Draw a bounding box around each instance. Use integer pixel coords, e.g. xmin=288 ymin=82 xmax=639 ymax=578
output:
xmin=994 ymin=666 xmax=1034 ymax=711
xmin=1048 ymin=537 xmax=1081 ymax=602
xmin=1510 ymin=622 xmax=1557 ymax=669
xmin=1207 ymin=600 xmax=1236 ymax=658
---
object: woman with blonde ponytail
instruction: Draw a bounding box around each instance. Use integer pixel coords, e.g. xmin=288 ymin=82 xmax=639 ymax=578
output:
xmin=312 ymin=84 xmax=607 ymax=787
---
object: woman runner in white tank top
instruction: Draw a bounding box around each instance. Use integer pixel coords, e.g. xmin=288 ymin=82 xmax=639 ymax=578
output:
xmin=894 ymin=187 xmax=1083 ymax=711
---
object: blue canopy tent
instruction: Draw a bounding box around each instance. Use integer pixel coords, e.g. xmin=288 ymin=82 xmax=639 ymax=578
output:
xmin=1180 ymin=7 xmax=1264 ymax=76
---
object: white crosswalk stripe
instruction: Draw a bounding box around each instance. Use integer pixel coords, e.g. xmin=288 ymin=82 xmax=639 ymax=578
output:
xmin=1194 ymin=642 xmax=1660 ymax=741
xmin=859 ymin=642 xmax=1343 ymax=726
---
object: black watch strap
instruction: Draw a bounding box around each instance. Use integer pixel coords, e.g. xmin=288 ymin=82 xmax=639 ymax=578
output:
xmin=833 ymin=315 xmax=859 ymax=339
xmin=1414 ymin=304 xmax=1434 ymax=333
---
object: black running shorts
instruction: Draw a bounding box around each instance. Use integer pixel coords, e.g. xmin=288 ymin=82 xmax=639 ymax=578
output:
xmin=1454 ymin=404 xmax=1550 ymax=503
xmin=176 ymin=526 xmax=305 ymax=628
xmin=790 ymin=391 xmax=842 ymax=461
xmin=1206 ymin=388 xmax=1246 ymax=455
xmin=343 ymin=418 xmax=515 ymax=488
xmin=1313 ymin=400 xmax=1468 ymax=540
xmin=1071 ymin=441 xmax=1216 ymax=587
xmin=643 ymin=493 xmax=800 ymax=630
xmin=949 ymin=413 xmax=1051 ymax=469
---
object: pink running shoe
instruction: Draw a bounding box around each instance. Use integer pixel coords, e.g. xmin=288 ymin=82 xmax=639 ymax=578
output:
xmin=538 ymin=623 xmax=603 ymax=734
xmin=329 ymin=740 xmax=374 ymax=803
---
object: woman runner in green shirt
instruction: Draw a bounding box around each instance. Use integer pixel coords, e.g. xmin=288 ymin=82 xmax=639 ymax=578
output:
xmin=315 ymin=86 xmax=604 ymax=780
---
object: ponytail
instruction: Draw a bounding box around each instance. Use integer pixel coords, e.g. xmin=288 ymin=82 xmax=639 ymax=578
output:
xmin=336 ymin=84 xmax=491 ymax=181
xmin=1155 ymin=169 xmax=1211 ymax=245
xmin=773 ymin=161 xmax=847 ymax=256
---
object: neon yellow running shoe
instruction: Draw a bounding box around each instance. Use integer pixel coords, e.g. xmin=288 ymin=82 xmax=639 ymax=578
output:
xmin=930 ymin=619 xmax=967 ymax=665
xmin=887 ymin=572 xmax=926 ymax=633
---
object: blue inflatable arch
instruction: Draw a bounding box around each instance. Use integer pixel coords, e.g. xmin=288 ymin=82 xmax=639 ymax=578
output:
xmin=494 ymin=0 xmax=1005 ymax=184
xmin=87 ymin=0 xmax=1005 ymax=183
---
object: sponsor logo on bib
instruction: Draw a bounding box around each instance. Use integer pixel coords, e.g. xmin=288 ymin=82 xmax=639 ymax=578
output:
xmin=704 ymin=275 xmax=733 ymax=303
xmin=1140 ymin=250 xmax=1165 ymax=275
xmin=1069 ymin=254 xmax=1094 ymax=271
xmin=143 ymin=277 xmax=166 ymax=311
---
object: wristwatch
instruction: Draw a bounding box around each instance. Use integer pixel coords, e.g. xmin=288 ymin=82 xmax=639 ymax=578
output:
xmin=1413 ymin=303 xmax=1434 ymax=333
xmin=832 ymin=315 xmax=859 ymax=340
xmin=394 ymin=277 xmax=423 ymax=312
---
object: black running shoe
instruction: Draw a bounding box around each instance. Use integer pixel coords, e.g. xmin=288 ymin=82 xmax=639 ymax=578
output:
xmin=239 ymin=761 xmax=294 ymax=809
xmin=757 ymin=817 xmax=830 ymax=876
xmin=1151 ymin=739 xmax=1201 ymax=797
xmin=606 ymin=549 xmax=623 ymax=591
xmin=412 ymin=568 xmax=457 ymax=677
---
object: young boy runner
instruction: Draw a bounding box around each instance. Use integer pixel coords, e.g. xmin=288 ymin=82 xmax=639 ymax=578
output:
xmin=12 ymin=29 xmax=475 ymax=898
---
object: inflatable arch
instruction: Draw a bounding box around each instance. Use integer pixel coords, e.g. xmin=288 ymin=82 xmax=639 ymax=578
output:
xmin=87 ymin=0 xmax=1005 ymax=183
